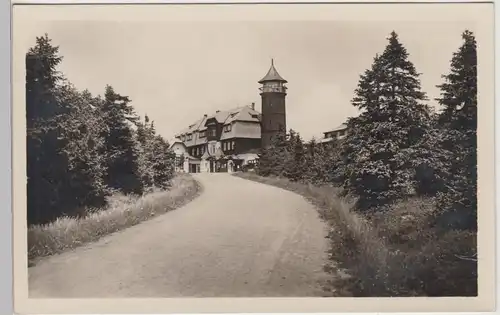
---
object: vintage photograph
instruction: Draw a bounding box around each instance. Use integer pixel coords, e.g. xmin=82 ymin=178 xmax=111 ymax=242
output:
xmin=12 ymin=1 xmax=495 ymax=313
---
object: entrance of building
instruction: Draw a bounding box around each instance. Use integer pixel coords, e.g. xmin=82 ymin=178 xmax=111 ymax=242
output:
xmin=190 ymin=164 xmax=200 ymax=173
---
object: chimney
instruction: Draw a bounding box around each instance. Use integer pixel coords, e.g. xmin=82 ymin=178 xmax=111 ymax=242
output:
xmin=216 ymin=110 xmax=220 ymax=113
xmin=250 ymin=102 xmax=255 ymax=110
xmin=204 ymin=114 xmax=208 ymax=117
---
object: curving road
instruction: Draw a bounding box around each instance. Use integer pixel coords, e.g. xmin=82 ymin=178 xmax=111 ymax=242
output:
xmin=29 ymin=173 xmax=330 ymax=298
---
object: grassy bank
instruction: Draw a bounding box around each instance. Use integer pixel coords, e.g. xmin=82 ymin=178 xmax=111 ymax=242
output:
xmin=233 ymin=172 xmax=477 ymax=297
xmin=28 ymin=173 xmax=202 ymax=266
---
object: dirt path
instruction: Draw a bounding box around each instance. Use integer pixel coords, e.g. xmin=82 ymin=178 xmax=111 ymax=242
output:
xmin=29 ymin=173 xmax=330 ymax=298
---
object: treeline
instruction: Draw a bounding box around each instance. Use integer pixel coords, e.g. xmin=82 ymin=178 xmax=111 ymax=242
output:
xmin=256 ymin=31 xmax=477 ymax=296
xmin=26 ymin=34 xmax=176 ymax=226
xmin=258 ymin=30 xmax=477 ymax=228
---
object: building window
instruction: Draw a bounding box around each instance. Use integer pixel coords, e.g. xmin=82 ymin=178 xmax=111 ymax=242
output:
xmin=223 ymin=142 xmax=227 ymax=151
xmin=201 ymin=146 xmax=205 ymax=154
xmin=208 ymin=128 xmax=216 ymax=137
xmin=223 ymin=124 xmax=232 ymax=132
xmin=232 ymin=141 xmax=235 ymax=150
xmin=199 ymin=131 xmax=206 ymax=138
xmin=187 ymin=133 xmax=193 ymax=141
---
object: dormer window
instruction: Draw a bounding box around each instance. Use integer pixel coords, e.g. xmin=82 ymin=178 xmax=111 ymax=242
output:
xmin=187 ymin=133 xmax=193 ymax=141
xmin=223 ymin=124 xmax=232 ymax=132
xmin=199 ymin=131 xmax=206 ymax=138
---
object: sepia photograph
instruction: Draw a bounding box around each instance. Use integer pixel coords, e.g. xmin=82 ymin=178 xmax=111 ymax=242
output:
xmin=11 ymin=1 xmax=495 ymax=313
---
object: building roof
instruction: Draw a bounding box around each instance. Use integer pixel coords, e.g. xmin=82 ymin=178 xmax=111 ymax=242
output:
xmin=324 ymin=123 xmax=348 ymax=135
xmin=176 ymin=105 xmax=261 ymax=147
xmin=258 ymin=59 xmax=287 ymax=84
xmin=318 ymin=137 xmax=334 ymax=144
xmin=168 ymin=138 xmax=185 ymax=148
xmin=220 ymin=119 xmax=261 ymax=140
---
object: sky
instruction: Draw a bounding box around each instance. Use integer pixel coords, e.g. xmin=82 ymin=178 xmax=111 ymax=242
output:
xmin=15 ymin=7 xmax=483 ymax=141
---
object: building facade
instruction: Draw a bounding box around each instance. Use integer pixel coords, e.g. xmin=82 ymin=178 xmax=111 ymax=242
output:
xmin=319 ymin=123 xmax=348 ymax=145
xmin=171 ymin=104 xmax=262 ymax=173
xmin=171 ymin=60 xmax=288 ymax=173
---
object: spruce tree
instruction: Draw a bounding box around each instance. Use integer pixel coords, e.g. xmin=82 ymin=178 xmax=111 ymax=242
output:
xmin=340 ymin=31 xmax=433 ymax=211
xmin=256 ymin=128 xmax=289 ymax=177
xmin=136 ymin=115 xmax=156 ymax=190
xmin=54 ymin=84 xmax=109 ymax=212
xmin=151 ymin=136 xmax=176 ymax=189
xmin=284 ymin=130 xmax=306 ymax=181
xmin=435 ymin=30 xmax=477 ymax=229
xmin=101 ymin=85 xmax=143 ymax=195
xmin=26 ymin=34 xmax=66 ymax=225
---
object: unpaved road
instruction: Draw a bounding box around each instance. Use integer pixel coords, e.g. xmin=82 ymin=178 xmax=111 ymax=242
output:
xmin=29 ymin=173 xmax=330 ymax=298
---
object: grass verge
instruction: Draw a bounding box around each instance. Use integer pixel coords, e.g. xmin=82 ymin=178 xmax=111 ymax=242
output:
xmin=28 ymin=173 xmax=202 ymax=266
xmin=233 ymin=172 xmax=477 ymax=297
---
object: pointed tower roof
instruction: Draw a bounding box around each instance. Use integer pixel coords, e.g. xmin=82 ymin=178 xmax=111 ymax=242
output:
xmin=258 ymin=59 xmax=287 ymax=84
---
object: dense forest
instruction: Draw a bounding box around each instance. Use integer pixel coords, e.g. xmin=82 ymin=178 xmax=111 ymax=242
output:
xmin=255 ymin=30 xmax=478 ymax=296
xmin=26 ymin=34 xmax=176 ymax=226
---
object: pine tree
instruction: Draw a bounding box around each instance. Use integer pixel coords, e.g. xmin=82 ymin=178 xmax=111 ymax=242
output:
xmin=340 ymin=31 xmax=433 ymax=211
xmin=435 ymin=30 xmax=477 ymax=230
xmin=54 ymin=83 xmax=109 ymax=212
xmin=151 ymin=136 xmax=176 ymax=189
xmin=26 ymin=33 xmax=63 ymax=127
xmin=26 ymin=34 xmax=66 ymax=225
xmin=283 ymin=130 xmax=306 ymax=181
xmin=256 ymin=128 xmax=289 ymax=177
xmin=101 ymin=85 xmax=144 ymax=195
xmin=136 ymin=115 xmax=156 ymax=190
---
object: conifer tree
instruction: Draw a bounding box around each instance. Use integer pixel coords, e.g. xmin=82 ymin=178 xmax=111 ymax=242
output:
xmin=340 ymin=31 xmax=433 ymax=211
xmin=151 ymin=136 xmax=176 ymax=189
xmin=136 ymin=115 xmax=156 ymax=190
xmin=256 ymin=127 xmax=289 ymax=177
xmin=284 ymin=130 xmax=306 ymax=181
xmin=26 ymin=34 xmax=66 ymax=225
xmin=435 ymin=30 xmax=477 ymax=229
xmin=101 ymin=85 xmax=144 ymax=195
xmin=54 ymin=83 xmax=109 ymax=212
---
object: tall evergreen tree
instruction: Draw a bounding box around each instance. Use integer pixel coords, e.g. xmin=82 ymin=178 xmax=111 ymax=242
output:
xmin=136 ymin=115 xmax=156 ymax=190
xmin=340 ymin=31 xmax=433 ymax=211
xmin=435 ymin=30 xmax=478 ymax=229
xmin=101 ymin=85 xmax=143 ymax=195
xmin=283 ymin=130 xmax=306 ymax=181
xmin=26 ymin=33 xmax=63 ymax=127
xmin=55 ymin=83 xmax=109 ymax=211
xmin=151 ymin=136 xmax=176 ymax=189
xmin=256 ymin=127 xmax=289 ymax=177
xmin=26 ymin=34 xmax=66 ymax=225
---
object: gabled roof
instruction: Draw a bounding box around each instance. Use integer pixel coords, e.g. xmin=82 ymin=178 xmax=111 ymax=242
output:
xmin=168 ymin=138 xmax=185 ymax=148
xmin=324 ymin=123 xmax=348 ymax=135
xmin=258 ymin=59 xmax=287 ymax=84
xmin=176 ymin=105 xmax=261 ymax=147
